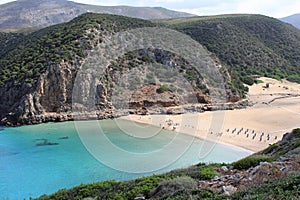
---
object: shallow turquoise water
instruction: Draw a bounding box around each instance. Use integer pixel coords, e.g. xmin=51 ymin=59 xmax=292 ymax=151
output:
xmin=0 ymin=120 xmax=252 ymax=199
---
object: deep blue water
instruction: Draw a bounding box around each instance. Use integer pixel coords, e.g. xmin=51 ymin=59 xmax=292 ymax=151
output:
xmin=0 ymin=120 xmax=252 ymax=199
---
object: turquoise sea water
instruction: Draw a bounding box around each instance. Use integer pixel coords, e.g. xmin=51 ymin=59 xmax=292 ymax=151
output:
xmin=0 ymin=120 xmax=252 ymax=199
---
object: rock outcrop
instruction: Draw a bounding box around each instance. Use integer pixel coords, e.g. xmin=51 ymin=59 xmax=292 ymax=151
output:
xmin=129 ymin=84 xmax=180 ymax=108
xmin=0 ymin=16 xmax=243 ymax=126
xmin=198 ymin=161 xmax=300 ymax=194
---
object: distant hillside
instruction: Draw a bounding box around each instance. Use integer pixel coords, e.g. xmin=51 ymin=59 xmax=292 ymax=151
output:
xmin=81 ymin=5 xmax=195 ymax=20
xmin=280 ymin=14 xmax=300 ymax=29
xmin=160 ymin=14 xmax=300 ymax=95
xmin=0 ymin=0 xmax=194 ymax=30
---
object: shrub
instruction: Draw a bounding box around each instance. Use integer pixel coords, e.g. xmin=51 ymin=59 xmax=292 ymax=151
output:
xmin=149 ymin=176 xmax=196 ymax=198
xmin=200 ymin=166 xmax=218 ymax=180
xmin=287 ymin=75 xmax=300 ymax=83
xmin=240 ymin=76 xmax=254 ymax=85
xmin=232 ymin=175 xmax=300 ymax=199
xmin=292 ymin=128 xmax=300 ymax=136
xmin=156 ymin=85 xmax=171 ymax=93
xmin=254 ymin=79 xmax=264 ymax=84
xmin=261 ymin=143 xmax=278 ymax=154
xmin=232 ymin=156 xmax=273 ymax=170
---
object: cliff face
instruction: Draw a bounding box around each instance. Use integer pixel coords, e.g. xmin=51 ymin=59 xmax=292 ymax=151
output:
xmin=0 ymin=61 xmax=76 ymax=125
xmin=5 ymin=13 xmax=300 ymax=126
xmin=39 ymin=62 xmax=75 ymax=113
xmin=0 ymin=81 xmax=41 ymax=125
xmin=129 ymin=84 xmax=180 ymax=108
xmin=0 ymin=47 xmax=223 ymax=126
xmin=0 ymin=14 xmax=154 ymax=125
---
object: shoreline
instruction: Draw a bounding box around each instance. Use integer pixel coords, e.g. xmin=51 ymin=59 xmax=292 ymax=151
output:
xmin=119 ymin=102 xmax=299 ymax=152
xmin=118 ymin=115 xmax=255 ymax=154
xmin=2 ymin=77 xmax=299 ymax=153
xmin=119 ymin=77 xmax=300 ymax=152
xmin=119 ymin=113 xmax=261 ymax=152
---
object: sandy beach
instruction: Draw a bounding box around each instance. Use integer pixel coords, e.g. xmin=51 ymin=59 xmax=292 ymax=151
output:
xmin=120 ymin=77 xmax=300 ymax=152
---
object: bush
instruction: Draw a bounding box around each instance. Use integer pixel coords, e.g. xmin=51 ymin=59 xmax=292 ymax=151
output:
xmin=156 ymin=85 xmax=171 ymax=93
xmin=293 ymin=128 xmax=300 ymax=136
xmin=287 ymin=75 xmax=300 ymax=83
xmin=200 ymin=166 xmax=218 ymax=180
xmin=232 ymin=175 xmax=300 ymax=199
xmin=232 ymin=156 xmax=273 ymax=170
xmin=240 ymin=76 xmax=254 ymax=85
xmin=254 ymin=79 xmax=264 ymax=84
xmin=149 ymin=176 xmax=196 ymax=198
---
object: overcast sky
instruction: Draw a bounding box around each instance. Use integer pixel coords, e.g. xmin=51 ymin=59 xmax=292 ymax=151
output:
xmin=0 ymin=0 xmax=299 ymax=18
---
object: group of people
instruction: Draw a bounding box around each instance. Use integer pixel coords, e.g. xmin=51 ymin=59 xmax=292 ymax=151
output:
xmin=160 ymin=118 xmax=180 ymax=130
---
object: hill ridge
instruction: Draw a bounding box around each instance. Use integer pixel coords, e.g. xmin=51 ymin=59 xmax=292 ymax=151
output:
xmin=0 ymin=13 xmax=300 ymax=126
xmin=0 ymin=0 xmax=195 ymax=30
xmin=280 ymin=13 xmax=300 ymax=29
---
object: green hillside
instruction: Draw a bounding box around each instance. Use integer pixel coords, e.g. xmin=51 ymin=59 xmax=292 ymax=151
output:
xmin=2 ymin=14 xmax=300 ymax=96
xmin=0 ymin=12 xmax=300 ymax=199
xmin=2 ymin=14 xmax=300 ymax=90
xmin=0 ymin=13 xmax=154 ymax=87
xmin=0 ymin=32 xmax=21 ymax=57
xmin=160 ymin=15 xmax=300 ymax=85
xmin=1 ymin=13 xmax=300 ymax=126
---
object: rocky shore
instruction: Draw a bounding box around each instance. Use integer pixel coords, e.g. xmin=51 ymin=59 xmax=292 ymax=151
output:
xmin=0 ymin=99 xmax=251 ymax=126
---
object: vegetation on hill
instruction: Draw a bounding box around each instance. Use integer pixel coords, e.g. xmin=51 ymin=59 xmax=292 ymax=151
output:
xmin=0 ymin=32 xmax=21 ymax=57
xmin=1 ymin=13 xmax=300 ymax=99
xmin=0 ymin=12 xmax=300 ymax=198
xmin=0 ymin=13 xmax=154 ymax=87
xmin=159 ymin=15 xmax=300 ymax=92
xmin=35 ymin=129 xmax=300 ymax=199
xmin=103 ymin=48 xmax=210 ymax=100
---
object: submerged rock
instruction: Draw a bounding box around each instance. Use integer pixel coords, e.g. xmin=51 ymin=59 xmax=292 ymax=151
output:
xmin=35 ymin=139 xmax=59 ymax=146
xmin=59 ymin=136 xmax=69 ymax=140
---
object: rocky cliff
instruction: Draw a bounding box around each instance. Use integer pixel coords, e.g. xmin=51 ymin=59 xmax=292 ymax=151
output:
xmin=0 ymin=14 xmax=226 ymax=126
xmin=2 ymin=13 xmax=300 ymax=126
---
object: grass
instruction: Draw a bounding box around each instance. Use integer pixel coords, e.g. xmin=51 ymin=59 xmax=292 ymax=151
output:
xmin=254 ymin=79 xmax=264 ymax=84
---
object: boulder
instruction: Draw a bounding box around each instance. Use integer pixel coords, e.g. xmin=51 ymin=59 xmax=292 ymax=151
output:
xmin=220 ymin=185 xmax=237 ymax=195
